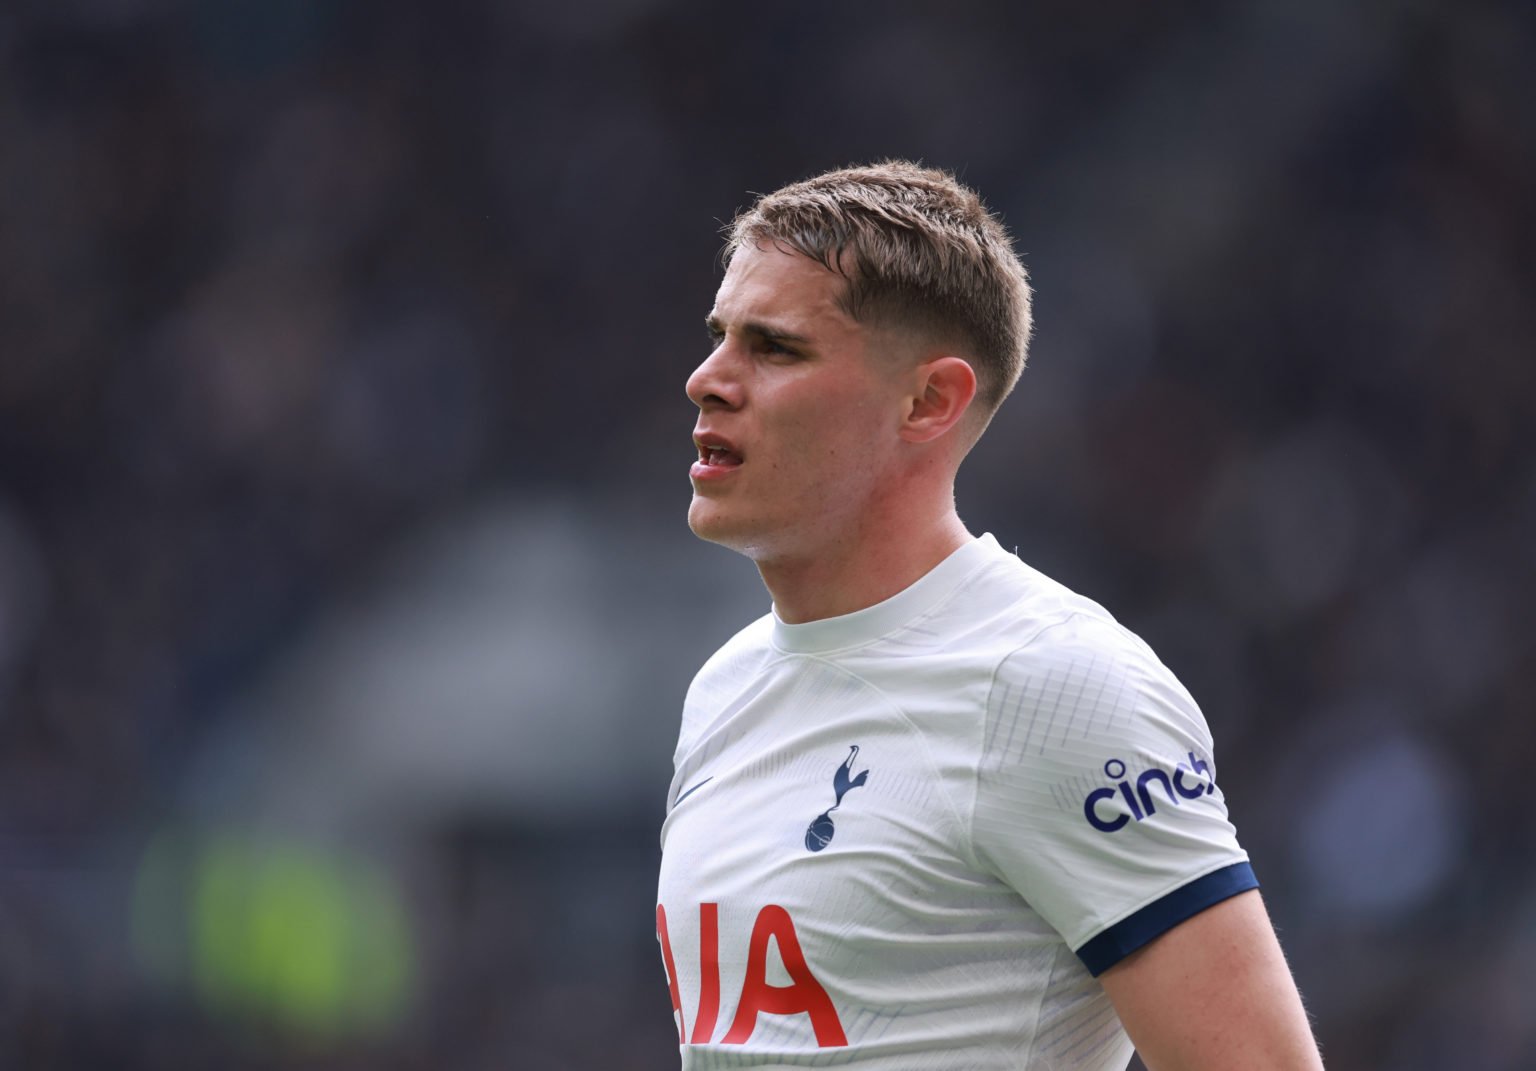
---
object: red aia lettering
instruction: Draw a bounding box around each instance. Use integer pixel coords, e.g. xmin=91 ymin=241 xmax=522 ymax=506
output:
xmin=723 ymin=904 xmax=847 ymax=1046
xmin=657 ymin=902 xmax=846 ymax=1049
xmin=655 ymin=904 xmax=686 ymax=1042
xmin=691 ymin=902 xmax=721 ymax=1043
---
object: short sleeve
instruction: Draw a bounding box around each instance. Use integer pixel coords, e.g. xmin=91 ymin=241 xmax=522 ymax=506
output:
xmin=971 ymin=614 xmax=1257 ymax=976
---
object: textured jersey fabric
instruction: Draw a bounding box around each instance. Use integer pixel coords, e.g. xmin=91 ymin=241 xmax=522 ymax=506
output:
xmin=656 ymin=534 xmax=1256 ymax=1068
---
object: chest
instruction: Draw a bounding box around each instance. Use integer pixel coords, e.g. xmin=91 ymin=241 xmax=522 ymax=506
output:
xmin=657 ymin=658 xmax=1009 ymax=975
xmin=654 ymin=655 xmax=1076 ymax=1058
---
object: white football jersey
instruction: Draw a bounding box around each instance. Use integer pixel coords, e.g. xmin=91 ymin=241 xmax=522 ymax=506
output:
xmin=657 ymin=534 xmax=1255 ymax=1069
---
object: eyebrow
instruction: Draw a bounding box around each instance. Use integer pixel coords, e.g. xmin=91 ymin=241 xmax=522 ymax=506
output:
xmin=705 ymin=315 xmax=812 ymax=346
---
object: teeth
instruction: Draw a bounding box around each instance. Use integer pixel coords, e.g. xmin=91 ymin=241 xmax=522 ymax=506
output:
xmin=696 ymin=442 xmax=740 ymax=466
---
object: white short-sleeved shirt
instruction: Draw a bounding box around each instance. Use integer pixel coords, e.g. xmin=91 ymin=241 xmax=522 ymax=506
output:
xmin=656 ymin=534 xmax=1256 ymax=1069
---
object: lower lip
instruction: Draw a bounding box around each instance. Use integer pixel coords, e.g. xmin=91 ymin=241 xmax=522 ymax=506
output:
xmin=690 ymin=459 xmax=742 ymax=483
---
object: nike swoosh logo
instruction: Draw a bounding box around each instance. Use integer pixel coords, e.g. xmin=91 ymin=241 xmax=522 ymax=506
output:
xmin=673 ymin=776 xmax=713 ymax=808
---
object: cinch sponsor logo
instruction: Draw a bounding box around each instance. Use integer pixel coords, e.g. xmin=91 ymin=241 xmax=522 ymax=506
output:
xmin=1082 ymin=752 xmax=1216 ymax=833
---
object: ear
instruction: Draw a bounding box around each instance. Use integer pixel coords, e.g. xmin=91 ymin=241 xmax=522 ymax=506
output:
xmin=898 ymin=356 xmax=977 ymax=444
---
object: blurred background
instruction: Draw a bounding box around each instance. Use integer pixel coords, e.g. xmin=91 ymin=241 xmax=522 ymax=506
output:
xmin=0 ymin=0 xmax=1532 ymax=1067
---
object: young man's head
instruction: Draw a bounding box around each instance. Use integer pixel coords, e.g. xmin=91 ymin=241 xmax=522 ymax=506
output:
xmin=726 ymin=161 xmax=1032 ymax=419
xmin=687 ymin=161 xmax=1032 ymax=560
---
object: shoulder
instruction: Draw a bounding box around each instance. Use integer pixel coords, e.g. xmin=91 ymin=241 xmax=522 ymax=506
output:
xmin=995 ymin=608 xmax=1188 ymax=708
xmin=907 ymin=540 xmax=1119 ymax=655
xmin=681 ymin=612 xmax=775 ymax=713
xmin=973 ymin=573 xmax=1213 ymax=779
xmin=965 ymin=547 xmax=1196 ymax=721
xmin=691 ymin=611 xmax=776 ymax=681
xmin=672 ymin=612 xmax=777 ymax=766
xmin=932 ymin=547 xmax=1167 ymax=690
xmin=967 ymin=576 xmax=1249 ymax=964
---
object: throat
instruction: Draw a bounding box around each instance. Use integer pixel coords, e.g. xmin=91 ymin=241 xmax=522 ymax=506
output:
xmin=758 ymin=520 xmax=971 ymax=625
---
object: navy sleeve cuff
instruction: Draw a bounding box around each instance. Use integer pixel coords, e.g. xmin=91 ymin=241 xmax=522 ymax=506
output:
xmin=1074 ymin=861 xmax=1259 ymax=977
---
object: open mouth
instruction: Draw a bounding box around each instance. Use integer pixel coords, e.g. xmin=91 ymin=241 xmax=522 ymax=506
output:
xmin=699 ymin=445 xmax=743 ymax=468
xmin=692 ymin=435 xmax=744 ymax=483
xmin=693 ymin=434 xmax=744 ymax=473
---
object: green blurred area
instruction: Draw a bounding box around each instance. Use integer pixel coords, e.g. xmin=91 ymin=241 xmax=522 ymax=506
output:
xmin=133 ymin=831 xmax=413 ymax=1042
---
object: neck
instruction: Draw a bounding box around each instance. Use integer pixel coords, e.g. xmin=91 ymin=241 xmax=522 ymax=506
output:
xmin=757 ymin=497 xmax=973 ymax=624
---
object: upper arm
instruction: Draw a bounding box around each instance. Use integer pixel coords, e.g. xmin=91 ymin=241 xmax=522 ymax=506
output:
xmin=972 ymin=615 xmax=1254 ymax=964
xmin=971 ymin=614 xmax=1318 ymax=1066
xmin=1098 ymin=889 xmax=1324 ymax=1071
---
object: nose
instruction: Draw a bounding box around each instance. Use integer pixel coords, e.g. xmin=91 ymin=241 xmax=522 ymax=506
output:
xmin=686 ymin=342 xmax=743 ymax=411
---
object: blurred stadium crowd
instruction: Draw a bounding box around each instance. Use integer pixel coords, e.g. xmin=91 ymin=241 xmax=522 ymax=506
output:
xmin=0 ymin=1 xmax=1532 ymax=1068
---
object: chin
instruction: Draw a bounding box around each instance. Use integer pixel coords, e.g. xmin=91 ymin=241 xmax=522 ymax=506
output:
xmin=687 ymin=496 xmax=767 ymax=555
xmin=687 ymin=496 xmax=737 ymax=544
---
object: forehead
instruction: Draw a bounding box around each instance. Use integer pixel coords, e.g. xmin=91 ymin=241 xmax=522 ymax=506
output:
xmin=711 ymin=243 xmax=858 ymax=336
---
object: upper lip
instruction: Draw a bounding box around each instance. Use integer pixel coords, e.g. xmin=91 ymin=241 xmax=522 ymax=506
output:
xmin=693 ymin=429 xmax=743 ymax=461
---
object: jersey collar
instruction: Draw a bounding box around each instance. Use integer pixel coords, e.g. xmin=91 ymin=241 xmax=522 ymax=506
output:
xmin=770 ymin=533 xmax=1001 ymax=654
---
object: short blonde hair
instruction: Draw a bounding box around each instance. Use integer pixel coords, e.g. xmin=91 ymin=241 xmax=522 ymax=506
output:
xmin=725 ymin=160 xmax=1033 ymax=414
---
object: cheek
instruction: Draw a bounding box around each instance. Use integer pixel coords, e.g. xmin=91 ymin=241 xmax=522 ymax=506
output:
xmin=794 ymin=400 xmax=889 ymax=475
xmin=761 ymin=373 xmax=894 ymax=476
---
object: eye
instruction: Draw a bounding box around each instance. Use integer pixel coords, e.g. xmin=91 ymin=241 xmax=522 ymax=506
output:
xmin=758 ymin=337 xmax=800 ymax=360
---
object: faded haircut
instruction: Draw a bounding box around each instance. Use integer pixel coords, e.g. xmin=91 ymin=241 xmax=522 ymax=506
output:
xmin=724 ymin=160 xmax=1033 ymax=415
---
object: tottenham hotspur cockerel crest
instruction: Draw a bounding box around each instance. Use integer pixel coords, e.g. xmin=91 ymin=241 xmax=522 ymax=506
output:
xmin=804 ymin=746 xmax=870 ymax=852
